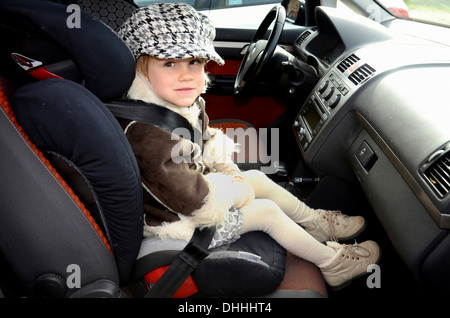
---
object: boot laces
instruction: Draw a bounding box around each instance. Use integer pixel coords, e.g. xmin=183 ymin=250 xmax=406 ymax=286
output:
xmin=340 ymin=242 xmax=371 ymax=260
xmin=321 ymin=210 xmax=346 ymax=242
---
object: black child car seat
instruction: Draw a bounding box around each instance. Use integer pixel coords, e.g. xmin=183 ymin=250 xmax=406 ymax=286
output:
xmin=0 ymin=0 xmax=327 ymax=298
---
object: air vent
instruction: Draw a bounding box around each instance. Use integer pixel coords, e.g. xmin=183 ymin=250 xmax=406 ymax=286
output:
xmin=337 ymin=54 xmax=360 ymax=72
xmin=296 ymin=30 xmax=311 ymax=45
xmin=424 ymin=152 xmax=450 ymax=198
xmin=348 ymin=64 xmax=376 ymax=85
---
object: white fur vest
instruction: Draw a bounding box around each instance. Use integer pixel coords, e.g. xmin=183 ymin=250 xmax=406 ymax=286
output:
xmin=124 ymin=72 xmax=240 ymax=242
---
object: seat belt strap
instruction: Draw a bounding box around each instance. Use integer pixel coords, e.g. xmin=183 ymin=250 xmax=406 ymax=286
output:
xmin=144 ymin=227 xmax=216 ymax=298
xmin=105 ymin=99 xmax=203 ymax=148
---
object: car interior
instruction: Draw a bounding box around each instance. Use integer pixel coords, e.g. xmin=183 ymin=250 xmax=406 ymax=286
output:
xmin=0 ymin=0 xmax=449 ymax=299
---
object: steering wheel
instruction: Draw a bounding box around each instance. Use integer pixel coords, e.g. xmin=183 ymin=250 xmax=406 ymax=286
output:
xmin=234 ymin=5 xmax=286 ymax=95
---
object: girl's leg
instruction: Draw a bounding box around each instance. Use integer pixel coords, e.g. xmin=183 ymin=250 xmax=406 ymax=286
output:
xmin=239 ymin=199 xmax=380 ymax=289
xmin=239 ymin=199 xmax=336 ymax=266
xmin=242 ymin=170 xmax=314 ymax=222
xmin=242 ymin=169 xmax=366 ymax=242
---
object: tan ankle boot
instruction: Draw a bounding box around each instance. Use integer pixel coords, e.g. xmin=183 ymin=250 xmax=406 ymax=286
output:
xmin=302 ymin=210 xmax=366 ymax=243
xmin=319 ymin=240 xmax=381 ymax=289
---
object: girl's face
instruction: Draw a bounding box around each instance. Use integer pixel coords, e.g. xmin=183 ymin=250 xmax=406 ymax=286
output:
xmin=146 ymin=57 xmax=207 ymax=107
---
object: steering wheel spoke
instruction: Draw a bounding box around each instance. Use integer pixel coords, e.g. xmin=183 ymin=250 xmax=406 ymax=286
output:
xmin=233 ymin=5 xmax=286 ymax=95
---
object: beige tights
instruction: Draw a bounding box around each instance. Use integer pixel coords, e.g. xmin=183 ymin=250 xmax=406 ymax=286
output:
xmin=237 ymin=170 xmax=336 ymax=267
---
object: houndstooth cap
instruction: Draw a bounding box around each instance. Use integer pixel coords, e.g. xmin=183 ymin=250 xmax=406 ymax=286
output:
xmin=116 ymin=3 xmax=224 ymax=65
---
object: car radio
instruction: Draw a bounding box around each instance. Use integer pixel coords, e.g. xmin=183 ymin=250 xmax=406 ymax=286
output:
xmin=293 ymin=95 xmax=327 ymax=151
xmin=293 ymin=70 xmax=351 ymax=151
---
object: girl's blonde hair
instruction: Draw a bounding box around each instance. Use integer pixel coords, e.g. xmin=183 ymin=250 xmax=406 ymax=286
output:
xmin=136 ymin=55 xmax=153 ymax=78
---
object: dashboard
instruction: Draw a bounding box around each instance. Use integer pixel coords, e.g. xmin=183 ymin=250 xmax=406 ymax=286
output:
xmin=290 ymin=7 xmax=450 ymax=287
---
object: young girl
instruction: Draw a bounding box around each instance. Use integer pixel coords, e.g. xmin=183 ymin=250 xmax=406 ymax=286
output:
xmin=116 ymin=3 xmax=380 ymax=289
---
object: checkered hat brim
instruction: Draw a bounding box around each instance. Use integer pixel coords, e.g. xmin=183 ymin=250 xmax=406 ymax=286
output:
xmin=117 ymin=3 xmax=224 ymax=65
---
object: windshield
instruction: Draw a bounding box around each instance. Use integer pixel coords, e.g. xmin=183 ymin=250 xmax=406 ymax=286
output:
xmin=377 ymin=0 xmax=450 ymax=27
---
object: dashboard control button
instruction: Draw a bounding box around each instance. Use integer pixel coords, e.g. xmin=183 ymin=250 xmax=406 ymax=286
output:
xmin=356 ymin=141 xmax=377 ymax=170
xmin=328 ymin=94 xmax=341 ymax=109
xmin=318 ymin=80 xmax=329 ymax=93
xmin=323 ymin=86 xmax=335 ymax=100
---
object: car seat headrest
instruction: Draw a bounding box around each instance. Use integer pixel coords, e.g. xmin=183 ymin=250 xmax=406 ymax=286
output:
xmin=0 ymin=0 xmax=135 ymax=101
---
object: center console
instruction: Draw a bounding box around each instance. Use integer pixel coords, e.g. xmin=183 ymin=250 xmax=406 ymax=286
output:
xmin=293 ymin=52 xmax=373 ymax=152
xmin=294 ymin=70 xmax=351 ymax=151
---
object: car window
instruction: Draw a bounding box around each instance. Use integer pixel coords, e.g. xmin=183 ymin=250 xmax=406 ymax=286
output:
xmin=134 ymin=0 xmax=279 ymax=11
xmin=210 ymin=0 xmax=279 ymax=10
xmin=134 ymin=0 xmax=208 ymax=10
xmin=134 ymin=0 xmax=450 ymax=29
xmin=133 ymin=0 xmax=281 ymax=28
xmin=377 ymin=0 xmax=450 ymax=27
